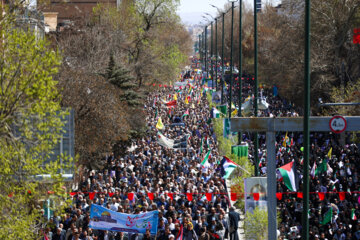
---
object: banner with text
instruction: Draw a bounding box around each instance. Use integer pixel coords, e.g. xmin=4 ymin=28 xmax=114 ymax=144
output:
xmin=89 ymin=204 xmax=159 ymax=234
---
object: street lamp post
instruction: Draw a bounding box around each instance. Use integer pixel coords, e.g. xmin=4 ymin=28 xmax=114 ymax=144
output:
xmin=228 ymin=0 xmax=237 ymax=119
xmin=198 ymin=34 xmax=202 ymax=66
xmin=205 ymin=25 xmax=208 ymax=79
xmin=238 ymin=0 xmax=243 ymax=144
xmin=221 ymin=12 xmax=225 ymax=104
xmin=210 ymin=21 xmax=214 ymax=88
xmin=253 ymin=0 xmax=259 ymax=176
xmin=215 ymin=17 xmax=218 ymax=91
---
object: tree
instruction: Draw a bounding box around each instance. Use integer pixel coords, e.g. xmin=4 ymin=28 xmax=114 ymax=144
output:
xmin=0 ymin=11 xmax=70 ymax=239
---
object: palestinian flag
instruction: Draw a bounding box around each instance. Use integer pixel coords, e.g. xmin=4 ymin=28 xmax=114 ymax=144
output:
xmin=201 ymin=151 xmax=211 ymax=170
xmin=351 ymin=209 xmax=357 ymax=220
xmin=182 ymin=109 xmax=189 ymax=119
xmin=220 ymin=156 xmax=238 ymax=179
xmin=278 ymin=161 xmax=297 ymax=192
xmin=320 ymin=207 xmax=332 ymax=225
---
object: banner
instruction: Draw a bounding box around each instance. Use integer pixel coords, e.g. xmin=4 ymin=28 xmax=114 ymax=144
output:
xmin=244 ymin=177 xmax=267 ymax=214
xmin=89 ymin=204 xmax=159 ymax=234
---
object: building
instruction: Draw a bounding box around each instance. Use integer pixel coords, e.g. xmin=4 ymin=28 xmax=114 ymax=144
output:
xmin=42 ymin=0 xmax=119 ymax=31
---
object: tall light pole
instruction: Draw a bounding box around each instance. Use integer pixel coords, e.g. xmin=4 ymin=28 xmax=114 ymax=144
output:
xmin=215 ymin=17 xmax=218 ymax=91
xmin=205 ymin=25 xmax=208 ymax=79
xmin=253 ymin=0 xmax=259 ymax=176
xmin=210 ymin=21 xmax=214 ymax=87
xmin=228 ymin=0 xmax=238 ymax=119
xmin=238 ymin=0 xmax=243 ymax=144
xmin=221 ymin=12 xmax=225 ymax=104
xmin=302 ymin=0 xmax=311 ymax=238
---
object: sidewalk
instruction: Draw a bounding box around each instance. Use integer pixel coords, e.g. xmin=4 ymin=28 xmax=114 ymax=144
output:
xmin=226 ymin=179 xmax=245 ymax=240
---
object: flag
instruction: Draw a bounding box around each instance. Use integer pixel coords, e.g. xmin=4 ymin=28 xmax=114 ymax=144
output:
xmin=173 ymin=93 xmax=177 ymax=101
xmin=351 ymin=209 xmax=357 ymax=220
xmin=157 ymin=132 xmax=174 ymax=148
xmin=278 ymin=161 xmax=297 ymax=191
xmin=310 ymin=161 xmax=317 ymax=178
xmin=231 ymin=144 xmax=248 ymax=162
xmin=156 ymin=117 xmax=164 ymax=130
xmin=201 ymin=151 xmax=211 ymax=169
xmin=327 ymin=147 xmax=332 ymax=159
xmin=199 ymin=137 xmax=204 ymax=154
xmin=176 ymin=224 xmax=183 ymax=240
xmin=231 ymin=108 xmax=238 ymax=117
xmin=320 ymin=207 xmax=332 ymax=225
xmin=220 ymin=156 xmax=238 ymax=179
xmin=282 ymin=132 xmax=289 ymax=147
xmin=316 ymin=159 xmax=328 ymax=175
xmin=212 ymin=108 xmax=220 ymax=118
xmin=185 ymin=97 xmax=189 ymax=105
xmin=166 ymin=100 xmax=177 ymax=107
xmin=154 ymin=108 xmax=158 ymax=119
xmin=182 ymin=109 xmax=189 ymax=119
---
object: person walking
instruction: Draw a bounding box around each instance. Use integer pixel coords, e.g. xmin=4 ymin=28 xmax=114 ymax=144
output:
xmin=228 ymin=207 xmax=240 ymax=240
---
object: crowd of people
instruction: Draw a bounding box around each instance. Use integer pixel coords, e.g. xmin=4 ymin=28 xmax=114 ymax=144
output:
xmin=228 ymin=68 xmax=360 ymax=239
xmin=43 ymin=62 xmax=243 ymax=240
xmin=43 ymin=57 xmax=360 ymax=240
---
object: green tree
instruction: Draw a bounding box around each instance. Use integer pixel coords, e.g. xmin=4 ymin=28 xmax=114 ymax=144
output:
xmin=244 ymin=207 xmax=268 ymax=240
xmin=0 ymin=12 xmax=70 ymax=239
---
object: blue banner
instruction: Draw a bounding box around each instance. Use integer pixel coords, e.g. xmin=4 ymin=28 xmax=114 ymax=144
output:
xmin=89 ymin=204 xmax=159 ymax=234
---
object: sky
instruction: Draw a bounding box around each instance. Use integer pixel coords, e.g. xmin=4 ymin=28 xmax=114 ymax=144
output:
xmin=177 ymin=0 xmax=282 ymax=25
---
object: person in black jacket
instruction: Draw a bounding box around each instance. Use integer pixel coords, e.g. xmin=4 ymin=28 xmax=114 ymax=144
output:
xmin=228 ymin=207 xmax=240 ymax=240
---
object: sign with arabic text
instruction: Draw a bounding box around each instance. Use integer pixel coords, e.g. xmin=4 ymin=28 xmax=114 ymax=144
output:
xmin=89 ymin=204 xmax=159 ymax=234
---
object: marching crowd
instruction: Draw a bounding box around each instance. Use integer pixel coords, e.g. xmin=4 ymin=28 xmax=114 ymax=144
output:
xmin=44 ymin=65 xmax=242 ymax=240
xmin=43 ymin=58 xmax=360 ymax=240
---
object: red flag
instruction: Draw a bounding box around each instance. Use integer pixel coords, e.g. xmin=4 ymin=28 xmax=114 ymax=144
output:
xmin=205 ymin=193 xmax=212 ymax=201
xmin=89 ymin=192 xmax=95 ymax=200
xmin=153 ymin=83 xmax=156 ymax=87
xmin=230 ymin=192 xmax=237 ymax=201
xmin=318 ymin=192 xmax=325 ymax=201
xmin=166 ymin=100 xmax=177 ymax=107
xmin=8 ymin=192 xmax=14 ymax=198
xmin=128 ymin=192 xmax=134 ymax=201
xmin=353 ymin=28 xmax=360 ymax=44
xmin=186 ymin=193 xmax=193 ymax=201
xmin=47 ymin=191 xmax=54 ymax=195
xmin=147 ymin=193 xmax=154 ymax=200
xmin=43 ymin=231 xmax=49 ymax=240
xmin=167 ymin=193 xmax=174 ymax=200
xmin=108 ymin=192 xmax=114 ymax=197
xmin=339 ymin=192 xmax=346 ymax=201
xmin=176 ymin=224 xmax=183 ymax=240
xmin=276 ymin=193 xmax=283 ymax=200
xmin=69 ymin=192 xmax=77 ymax=196
xmin=253 ymin=193 xmax=260 ymax=201
xmin=297 ymin=192 xmax=303 ymax=199
xmin=159 ymin=84 xmax=162 ymax=87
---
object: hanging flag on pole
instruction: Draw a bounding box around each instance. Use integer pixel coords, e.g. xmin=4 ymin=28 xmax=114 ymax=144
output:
xmin=351 ymin=209 xmax=357 ymax=220
xmin=278 ymin=161 xmax=297 ymax=192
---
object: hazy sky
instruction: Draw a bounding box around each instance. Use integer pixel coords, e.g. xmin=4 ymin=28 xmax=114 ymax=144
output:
xmin=177 ymin=0 xmax=282 ymax=24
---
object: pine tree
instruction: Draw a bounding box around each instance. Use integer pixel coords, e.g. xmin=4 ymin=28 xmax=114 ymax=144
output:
xmin=102 ymin=54 xmax=142 ymax=106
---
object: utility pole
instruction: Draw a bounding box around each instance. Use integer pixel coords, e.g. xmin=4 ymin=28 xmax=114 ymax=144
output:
xmin=221 ymin=12 xmax=225 ymax=104
xmin=237 ymin=0 xmax=243 ymax=144
xmin=215 ymin=18 xmax=218 ymax=91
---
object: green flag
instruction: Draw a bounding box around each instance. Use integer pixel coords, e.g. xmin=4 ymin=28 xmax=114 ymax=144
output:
xmin=201 ymin=151 xmax=211 ymax=170
xmin=316 ymin=159 xmax=327 ymax=175
xmin=199 ymin=138 xmax=204 ymax=154
xmin=231 ymin=145 xmax=248 ymax=161
xmin=320 ymin=207 xmax=332 ymax=225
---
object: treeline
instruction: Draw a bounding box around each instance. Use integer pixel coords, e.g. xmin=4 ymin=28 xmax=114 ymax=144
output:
xmin=55 ymin=0 xmax=192 ymax=168
xmin=214 ymin=0 xmax=360 ymax=113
